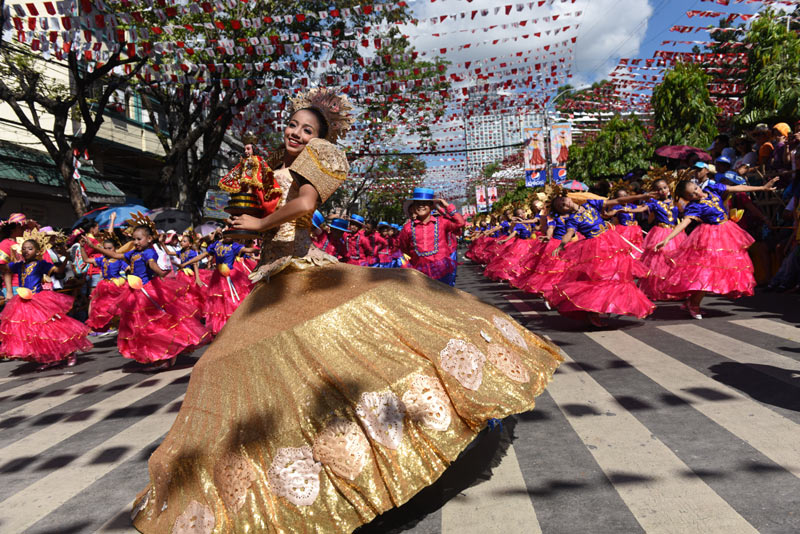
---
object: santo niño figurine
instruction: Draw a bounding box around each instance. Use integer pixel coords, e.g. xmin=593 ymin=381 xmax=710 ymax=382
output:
xmin=218 ymin=132 xmax=282 ymax=240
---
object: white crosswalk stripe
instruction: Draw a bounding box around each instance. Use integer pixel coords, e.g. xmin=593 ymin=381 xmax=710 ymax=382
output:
xmin=1 ymin=368 xmax=130 ymax=422
xmin=0 ymin=367 xmax=191 ymax=463
xmin=441 ymin=442 xmax=542 ymax=534
xmin=587 ymin=331 xmax=800 ymax=478
xmin=0 ymin=395 xmax=184 ymax=533
xmin=730 ymin=318 xmax=800 ymax=345
xmin=659 ymin=324 xmax=800 ymax=387
xmin=545 ymin=349 xmax=758 ymax=534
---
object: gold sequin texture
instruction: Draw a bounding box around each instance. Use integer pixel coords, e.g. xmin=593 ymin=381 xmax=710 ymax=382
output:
xmin=133 ymin=261 xmax=562 ymax=534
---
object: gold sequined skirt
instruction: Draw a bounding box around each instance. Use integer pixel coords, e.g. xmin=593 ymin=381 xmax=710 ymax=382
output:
xmin=132 ymin=263 xmax=562 ymax=534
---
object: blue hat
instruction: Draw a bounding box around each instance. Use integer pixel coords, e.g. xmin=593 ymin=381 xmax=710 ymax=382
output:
xmin=715 ymin=155 xmax=732 ymax=165
xmin=377 ymin=220 xmax=390 ymax=228
xmin=694 ymin=161 xmax=708 ymax=169
xmin=408 ymin=187 xmax=436 ymax=201
xmin=311 ymin=210 xmax=325 ymax=229
xmin=717 ymin=171 xmax=746 ymax=185
xmin=349 ymin=214 xmax=365 ymax=225
xmin=330 ymin=218 xmax=350 ymax=232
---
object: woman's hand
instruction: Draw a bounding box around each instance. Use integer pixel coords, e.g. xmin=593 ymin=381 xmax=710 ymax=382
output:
xmin=763 ymin=177 xmax=779 ymax=192
xmin=654 ymin=240 xmax=668 ymax=251
xmin=228 ymin=214 xmax=266 ymax=233
xmin=551 ymin=245 xmax=563 ymax=257
xmin=538 ymin=235 xmax=551 ymax=242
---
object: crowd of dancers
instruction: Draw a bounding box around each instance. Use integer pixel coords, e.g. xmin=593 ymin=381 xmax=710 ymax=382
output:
xmin=0 ymin=185 xmax=465 ymax=372
xmin=466 ymin=173 xmax=778 ymax=327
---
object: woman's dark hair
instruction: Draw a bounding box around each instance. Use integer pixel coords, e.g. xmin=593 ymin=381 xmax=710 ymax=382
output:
xmin=551 ymin=195 xmax=569 ymax=214
xmin=133 ymin=224 xmax=154 ymax=237
xmin=102 ymin=239 xmax=116 ymax=248
xmin=81 ymin=220 xmax=99 ymax=232
xmin=292 ymin=107 xmax=329 ymax=140
xmin=22 ymin=238 xmax=40 ymax=251
xmin=674 ymin=180 xmax=692 ymax=200
xmin=651 ymin=178 xmax=669 ymax=191
xmin=181 ymin=233 xmax=195 ymax=244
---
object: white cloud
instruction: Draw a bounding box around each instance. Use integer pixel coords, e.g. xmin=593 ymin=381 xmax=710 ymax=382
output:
xmin=571 ymin=0 xmax=653 ymax=86
xmin=400 ymin=0 xmax=653 ymax=89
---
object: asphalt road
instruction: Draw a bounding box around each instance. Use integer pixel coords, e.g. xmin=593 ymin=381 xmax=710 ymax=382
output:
xmin=1 ymin=258 xmax=799 ymax=534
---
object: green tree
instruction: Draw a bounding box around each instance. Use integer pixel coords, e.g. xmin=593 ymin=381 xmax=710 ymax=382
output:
xmin=0 ymin=42 xmax=145 ymax=216
xmin=566 ymin=115 xmax=651 ymax=182
xmin=650 ymin=62 xmax=719 ymax=148
xmin=739 ymin=8 xmax=800 ymax=126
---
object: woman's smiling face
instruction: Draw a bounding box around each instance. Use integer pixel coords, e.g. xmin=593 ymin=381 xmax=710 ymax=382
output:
xmin=284 ymin=109 xmax=322 ymax=158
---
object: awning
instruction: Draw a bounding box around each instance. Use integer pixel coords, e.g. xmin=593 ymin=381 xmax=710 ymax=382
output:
xmin=0 ymin=141 xmax=125 ymax=204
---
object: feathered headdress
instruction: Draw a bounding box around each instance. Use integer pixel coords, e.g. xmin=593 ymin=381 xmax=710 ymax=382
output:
xmin=124 ymin=211 xmax=158 ymax=236
xmin=289 ymin=88 xmax=355 ymax=143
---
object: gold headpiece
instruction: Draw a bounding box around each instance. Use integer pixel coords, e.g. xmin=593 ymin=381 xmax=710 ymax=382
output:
xmin=95 ymin=230 xmax=118 ymax=247
xmin=125 ymin=211 xmax=158 ymax=237
xmin=608 ymin=178 xmax=629 ymax=197
xmin=544 ymin=183 xmax=566 ymax=204
xmin=241 ymin=131 xmax=258 ymax=145
xmin=17 ymin=229 xmax=52 ymax=255
xmin=289 ymin=88 xmax=355 ymax=143
xmin=642 ymin=166 xmax=676 ymax=194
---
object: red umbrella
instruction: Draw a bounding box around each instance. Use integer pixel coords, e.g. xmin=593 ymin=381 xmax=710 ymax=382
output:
xmin=654 ymin=145 xmax=712 ymax=163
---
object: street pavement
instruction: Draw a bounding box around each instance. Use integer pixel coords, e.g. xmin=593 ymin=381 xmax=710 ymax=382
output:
xmin=1 ymin=258 xmax=799 ymax=534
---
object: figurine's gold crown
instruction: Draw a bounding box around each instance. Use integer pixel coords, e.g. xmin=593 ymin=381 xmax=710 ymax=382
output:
xmin=289 ymin=87 xmax=355 ymax=143
xmin=241 ymin=131 xmax=258 ymax=145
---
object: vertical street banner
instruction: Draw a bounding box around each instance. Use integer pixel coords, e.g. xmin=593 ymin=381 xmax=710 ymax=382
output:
xmin=487 ymin=186 xmax=498 ymax=208
xmin=552 ymin=167 xmax=567 ymax=183
xmin=524 ymin=127 xmax=547 ymax=171
xmin=476 ymin=185 xmax=487 ymax=212
xmin=550 ymin=123 xmax=572 ymax=165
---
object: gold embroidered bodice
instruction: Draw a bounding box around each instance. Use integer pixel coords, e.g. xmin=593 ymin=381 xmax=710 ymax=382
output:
xmin=253 ymin=168 xmax=336 ymax=281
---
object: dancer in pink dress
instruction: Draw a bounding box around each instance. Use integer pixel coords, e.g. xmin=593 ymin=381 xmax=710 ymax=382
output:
xmin=655 ymin=178 xmax=778 ymax=319
xmin=1 ymin=234 xmax=91 ymax=370
xmin=605 ymin=184 xmax=645 ymax=257
xmin=180 ymin=236 xmax=257 ymax=335
xmin=86 ymin=223 xmax=211 ymax=370
xmin=80 ymin=236 xmax=128 ymax=333
xmin=637 ymin=178 xmax=686 ymax=301
xmin=546 ymin=192 xmax=656 ymax=326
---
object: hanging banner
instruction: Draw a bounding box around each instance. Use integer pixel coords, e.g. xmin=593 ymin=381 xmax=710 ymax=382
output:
xmin=524 ymin=127 xmax=547 ymax=171
xmin=487 ymin=186 xmax=498 ymax=208
xmin=476 ymin=185 xmax=487 ymax=212
xmin=550 ymin=123 xmax=572 ymax=165
xmin=552 ymin=167 xmax=567 ymax=183
xmin=203 ymin=189 xmax=230 ymax=220
xmin=526 ymin=169 xmax=547 ymax=188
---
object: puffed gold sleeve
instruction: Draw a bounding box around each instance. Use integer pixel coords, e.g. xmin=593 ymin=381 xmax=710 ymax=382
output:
xmin=288 ymin=138 xmax=349 ymax=203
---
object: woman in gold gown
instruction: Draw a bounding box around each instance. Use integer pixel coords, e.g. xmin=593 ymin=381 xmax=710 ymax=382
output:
xmin=132 ymin=88 xmax=563 ymax=534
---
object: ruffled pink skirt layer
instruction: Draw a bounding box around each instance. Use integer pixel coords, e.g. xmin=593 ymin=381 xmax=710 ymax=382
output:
xmin=86 ymin=279 xmax=126 ymax=330
xmin=118 ymin=277 xmax=211 ymax=363
xmin=638 ymin=226 xmax=687 ymax=301
xmin=545 ymin=230 xmax=655 ymax=319
xmin=0 ymin=291 xmax=91 ymax=363
xmin=662 ymin=220 xmax=755 ymax=300
xmin=202 ymin=266 xmax=254 ymax=336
